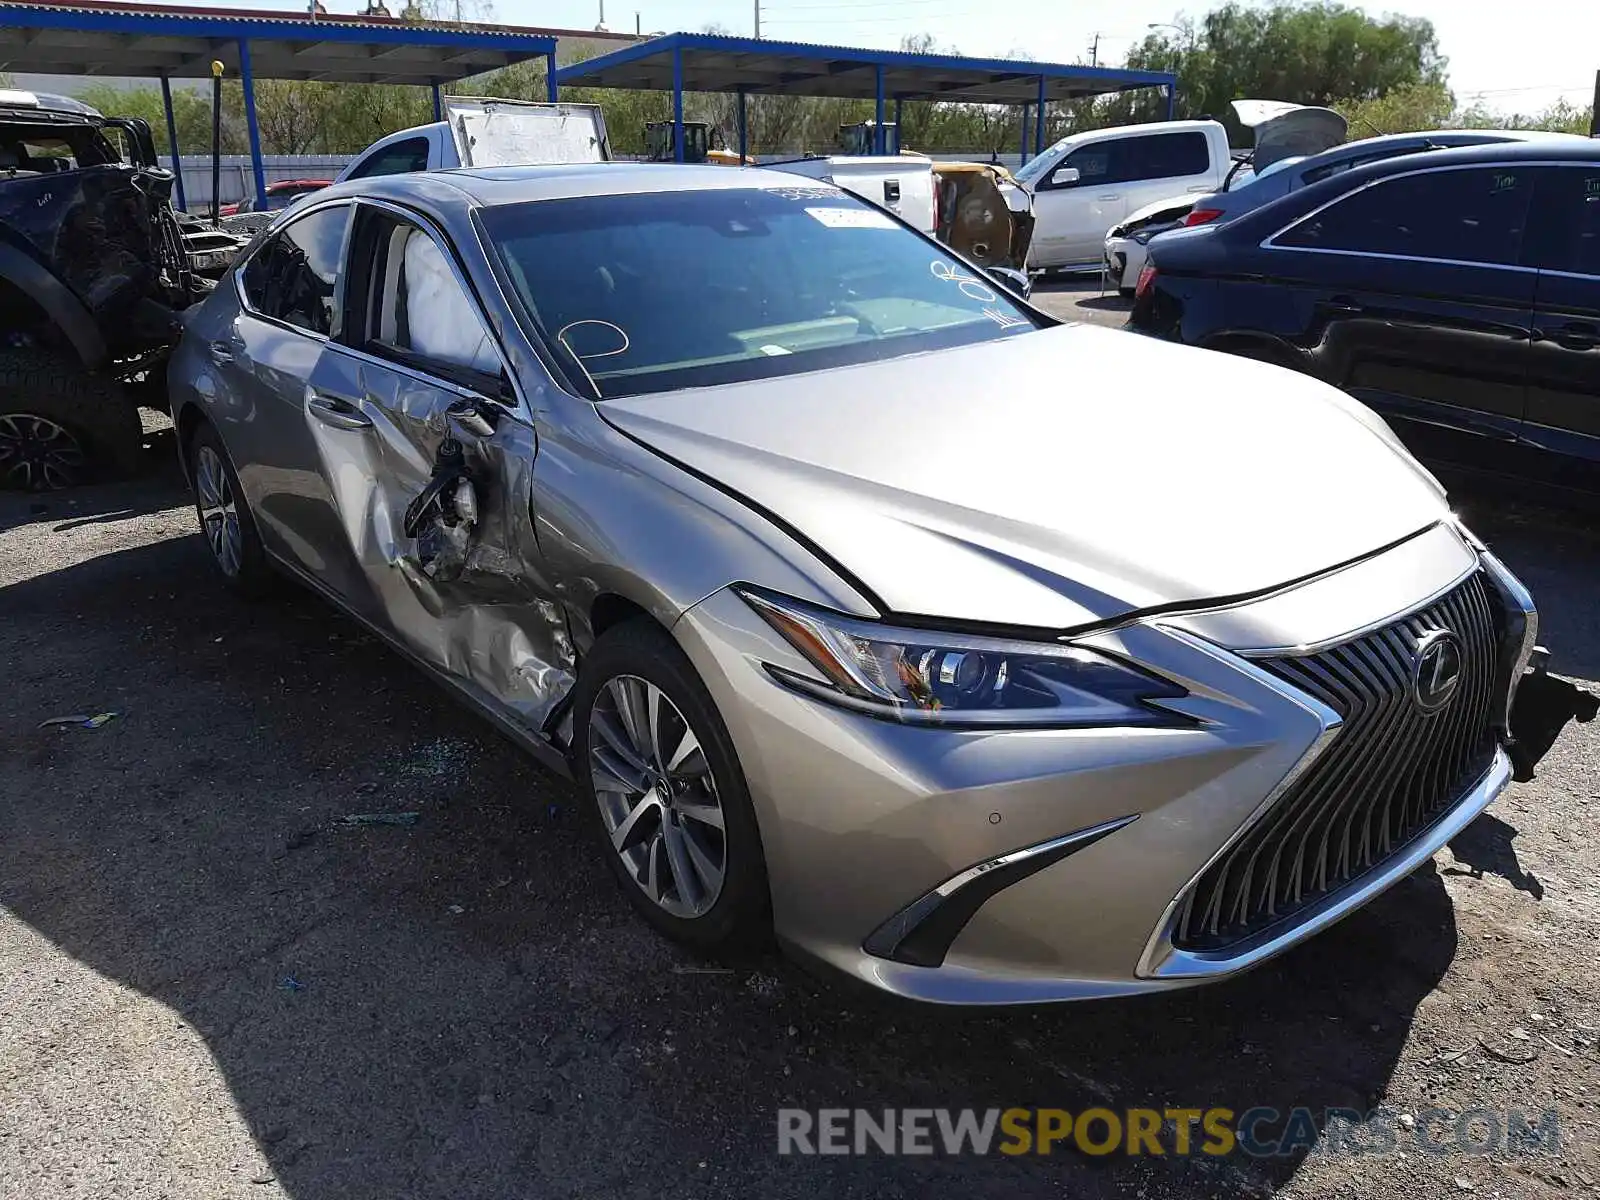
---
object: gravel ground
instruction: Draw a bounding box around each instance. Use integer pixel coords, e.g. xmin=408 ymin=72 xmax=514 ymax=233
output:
xmin=1 ymin=400 xmax=1597 ymax=1200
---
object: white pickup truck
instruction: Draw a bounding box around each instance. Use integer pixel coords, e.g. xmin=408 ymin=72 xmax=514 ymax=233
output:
xmin=336 ymin=96 xmax=611 ymax=181
xmin=764 ymin=155 xmax=939 ymax=235
xmin=1015 ymin=104 xmax=1349 ymax=273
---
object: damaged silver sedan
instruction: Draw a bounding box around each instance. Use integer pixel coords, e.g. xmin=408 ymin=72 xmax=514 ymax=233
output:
xmin=169 ymin=164 xmax=1537 ymax=1004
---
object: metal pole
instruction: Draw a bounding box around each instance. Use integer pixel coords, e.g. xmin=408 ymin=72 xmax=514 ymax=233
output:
xmin=1019 ymin=103 xmax=1029 ymax=164
xmin=753 ymin=0 xmax=760 ymax=38
xmin=672 ymin=46 xmax=684 ymax=162
xmin=874 ymin=65 xmax=885 ymax=154
xmin=237 ymin=40 xmax=267 ymax=211
xmin=1591 ymin=70 xmax=1599 ymax=138
xmin=209 ymin=60 xmax=223 ymax=222
xmin=159 ymin=74 xmax=185 ymax=212
xmin=1166 ymin=83 xmax=1176 ymax=121
xmin=1035 ymin=75 xmax=1046 ymax=156
xmin=547 ymin=50 xmax=559 ymax=102
xmin=431 ymin=82 xmax=443 ymax=122
xmin=893 ymin=98 xmax=902 ymax=152
xmin=737 ymin=88 xmax=747 ymax=161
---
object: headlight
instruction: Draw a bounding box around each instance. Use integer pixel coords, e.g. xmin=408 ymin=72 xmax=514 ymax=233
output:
xmin=738 ymin=588 xmax=1188 ymax=729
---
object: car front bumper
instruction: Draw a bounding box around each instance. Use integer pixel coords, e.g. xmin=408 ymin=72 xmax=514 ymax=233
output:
xmin=672 ymin=522 xmax=1534 ymax=1004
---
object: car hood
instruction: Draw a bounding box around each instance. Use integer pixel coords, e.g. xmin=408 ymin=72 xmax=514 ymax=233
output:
xmin=600 ymin=324 xmax=1448 ymax=630
xmin=1232 ymin=100 xmax=1348 ymax=170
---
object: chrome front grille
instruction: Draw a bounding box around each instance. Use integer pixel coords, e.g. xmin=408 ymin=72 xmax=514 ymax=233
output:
xmin=1172 ymin=572 xmax=1503 ymax=951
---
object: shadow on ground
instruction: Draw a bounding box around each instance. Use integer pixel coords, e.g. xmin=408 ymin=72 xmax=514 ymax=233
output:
xmin=0 ymin=468 xmax=1590 ymax=1198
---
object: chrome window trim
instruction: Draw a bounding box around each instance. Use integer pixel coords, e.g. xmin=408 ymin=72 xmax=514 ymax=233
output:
xmin=1259 ymin=158 xmax=1561 ymax=268
xmin=232 ymin=197 xmax=356 ymax=343
xmin=345 ymin=196 xmax=531 ymax=421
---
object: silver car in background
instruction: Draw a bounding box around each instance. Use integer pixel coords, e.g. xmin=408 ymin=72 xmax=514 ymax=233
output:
xmin=169 ymin=164 xmax=1537 ymax=1004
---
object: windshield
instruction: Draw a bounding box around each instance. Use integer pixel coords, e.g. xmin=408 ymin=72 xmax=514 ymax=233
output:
xmin=481 ymin=186 xmax=1039 ymax=400
xmin=1012 ymin=147 xmax=1062 ymax=187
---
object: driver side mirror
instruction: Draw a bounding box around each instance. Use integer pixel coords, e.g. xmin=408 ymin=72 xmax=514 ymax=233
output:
xmin=1050 ymin=166 xmax=1081 ymax=188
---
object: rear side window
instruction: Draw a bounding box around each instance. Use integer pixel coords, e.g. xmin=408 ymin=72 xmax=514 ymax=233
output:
xmin=1277 ymin=167 xmax=1535 ymax=266
xmin=347 ymin=136 xmax=429 ymax=179
xmin=241 ymin=205 xmax=349 ymax=335
xmin=1119 ymin=132 xmax=1211 ymax=182
xmin=1523 ymin=167 xmax=1600 ymax=278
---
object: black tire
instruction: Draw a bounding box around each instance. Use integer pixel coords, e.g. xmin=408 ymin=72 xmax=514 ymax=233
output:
xmin=0 ymin=349 xmax=143 ymax=489
xmin=571 ymin=618 xmax=771 ymax=954
xmin=185 ymin=420 xmax=274 ymax=597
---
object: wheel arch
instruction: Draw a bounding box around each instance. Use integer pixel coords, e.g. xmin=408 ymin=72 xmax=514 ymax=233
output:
xmin=1199 ymin=331 xmax=1309 ymax=372
xmin=0 ymin=242 xmax=108 ymax=369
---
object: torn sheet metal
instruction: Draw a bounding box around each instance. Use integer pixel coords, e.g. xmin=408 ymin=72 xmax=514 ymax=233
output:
xmin=305 ymin=363 xmax=576 ymax=739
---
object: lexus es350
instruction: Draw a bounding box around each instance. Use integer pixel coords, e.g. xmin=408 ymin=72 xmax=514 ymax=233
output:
xmin=168 ymin=164 xmax=1537 ymax=1004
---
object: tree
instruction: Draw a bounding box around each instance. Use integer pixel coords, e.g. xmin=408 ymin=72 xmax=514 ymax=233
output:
xmin=76 ymin=81 xmax=248 ymax=155
xmin=1119 ymin=2 xmax=1446 ymax=127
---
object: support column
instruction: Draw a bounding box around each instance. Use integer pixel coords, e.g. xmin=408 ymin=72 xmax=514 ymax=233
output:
xmin=873 ymin=64 xmax=885 ymax=154
xmin=546 ymin=50 xmax=559 ymax=102
xmin=238 ymin=40 xmax=267 ymax=210
xmin=672 ymin=46 xmax=684 ymax=162
xmin=1165 ymin=83 xmax=1176 ymax=121
xmin=431 ymin=82 xmax=443 ymax=122
xmin=159 ymin=74 xmax=185 ymax=211
xmin=736 ymin=88 xmax=747 ymax=162
xmin=1019 ymin=103 xmax=1029 ymax=164
xmin=893 ymin=97 xmax=902 ymax=152
xmin=1035 ymin=75 xmax=1047 ymax=157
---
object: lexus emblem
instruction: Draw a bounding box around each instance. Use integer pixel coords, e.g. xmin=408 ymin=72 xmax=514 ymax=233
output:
xmin=1412 ymin=630 xmax=1464 ymax=712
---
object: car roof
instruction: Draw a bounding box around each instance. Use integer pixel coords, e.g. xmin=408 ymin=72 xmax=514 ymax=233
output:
xmin=317 ymin=162 xmax=847 ymax=211
xmin=1226 ymin=136 xmax=1600 ymax=235
xmin=0 ymin=90 xmax=101 ymax=121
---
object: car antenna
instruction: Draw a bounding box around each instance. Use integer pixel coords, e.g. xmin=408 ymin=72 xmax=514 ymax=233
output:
xmin=1352 ymin=115 xmax=1389 ymax=139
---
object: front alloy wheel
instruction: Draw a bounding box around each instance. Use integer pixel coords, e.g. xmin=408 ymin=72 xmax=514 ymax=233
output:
xmin=588 ymin=675 xmax=728 ymax=919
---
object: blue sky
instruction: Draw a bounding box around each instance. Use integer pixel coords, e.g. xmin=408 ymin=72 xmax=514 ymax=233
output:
xmin=26 ymin=0 xmax=1600 ymax=115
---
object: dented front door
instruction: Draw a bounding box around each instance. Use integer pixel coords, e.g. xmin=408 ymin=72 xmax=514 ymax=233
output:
xmin=297 ymin=205 xmax=576 ymax=737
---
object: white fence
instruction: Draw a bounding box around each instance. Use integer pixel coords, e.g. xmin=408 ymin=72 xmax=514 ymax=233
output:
xmin=173 ymin=155 xmax=352 ymax=209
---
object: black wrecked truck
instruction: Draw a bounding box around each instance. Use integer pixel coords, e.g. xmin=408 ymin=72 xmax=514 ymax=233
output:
xmin=1 ymin=89 xmax=241 ymax=490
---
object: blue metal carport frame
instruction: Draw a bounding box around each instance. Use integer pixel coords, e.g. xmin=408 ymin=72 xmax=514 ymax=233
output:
xmin=554 ymin=32 xmax=1176 ymax=163
xmin=0 ymin=3 xmax=559 ymax=209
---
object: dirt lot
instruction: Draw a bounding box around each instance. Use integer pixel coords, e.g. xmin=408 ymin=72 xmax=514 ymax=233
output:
xmin=1 ymin=400 xmax=1597 ymax=1199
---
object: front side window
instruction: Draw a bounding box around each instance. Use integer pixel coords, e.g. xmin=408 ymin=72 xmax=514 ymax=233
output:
xmin=1278 ymin=166 xmax=1535 ymax=266
xmin=348 ymin=136 xmax=429 ymax=180
xmin=241 ymin=204 xmax=349 ymax=335
xmin=359 ymin=215 xmax=501 ymax=378
xmin=1523 ymin=167 xmax=1600 ymax=278
xmin=481 ymin=186 xmax=1040 ymax=399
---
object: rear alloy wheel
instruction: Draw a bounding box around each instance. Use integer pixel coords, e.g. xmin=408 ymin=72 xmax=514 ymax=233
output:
xmin=573 ymin=619 xmax=771 ymax=952
xmin=589 ymin=675 xmax=728 ymax=919
xmin=186 ymin=421 xmax=273 ymax=596
xmin=0 ymin=413 xmax=89 ymax=491
xmin=194 ymin=442 xmax=244 ymax=580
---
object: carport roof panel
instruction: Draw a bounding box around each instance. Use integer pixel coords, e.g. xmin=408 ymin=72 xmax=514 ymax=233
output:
xmin=0 ymin=0 xmax=571 ymax=86
xmin=555 ymin=32 xmax=1175 ymax=104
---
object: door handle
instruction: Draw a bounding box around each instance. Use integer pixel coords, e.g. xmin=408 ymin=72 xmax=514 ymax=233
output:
xmin=1552 ymin=323 xmax=1600 ymax=351
xmin=1096 ymin=193 xmax=1122 ymax=201
xmin=306 ymin=393 xmax=372 ymax=431
xmin=207 ymin=340 xmax=236 ymax=365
